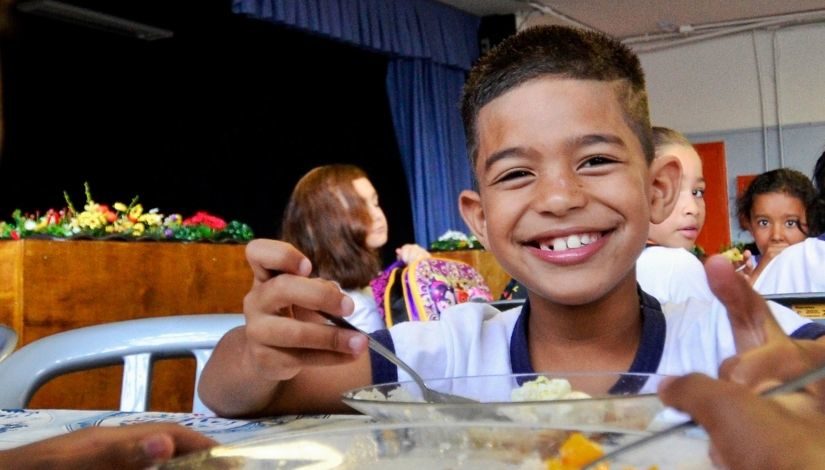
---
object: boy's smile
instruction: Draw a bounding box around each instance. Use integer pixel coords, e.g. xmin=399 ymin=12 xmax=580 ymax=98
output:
xmin=461 ymin=77 xmax=671 ymax=307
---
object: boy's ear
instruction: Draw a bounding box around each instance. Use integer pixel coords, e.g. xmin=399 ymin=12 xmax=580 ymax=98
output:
xmin=458 ymin=189 xmax=489 ymax=249
xmin=648 ymin=155 xmax=681 ymax=224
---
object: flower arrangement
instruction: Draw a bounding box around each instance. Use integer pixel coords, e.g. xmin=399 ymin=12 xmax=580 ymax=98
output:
xmin=428 ymin=229 xmax=484 ymax=251
xmin=0 ymin=183 xmax=254 ymax=243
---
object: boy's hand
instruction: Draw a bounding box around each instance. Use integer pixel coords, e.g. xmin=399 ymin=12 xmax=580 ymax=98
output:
xmin=243 ymin=239 xmax=367 ymax=382
xmin=0 ymin=423 xmax=215 ymax=469
xmin=659 ymin=373 xmax=825 ymax=470
xmin=199 ymin=239 xmax=371 ymax=416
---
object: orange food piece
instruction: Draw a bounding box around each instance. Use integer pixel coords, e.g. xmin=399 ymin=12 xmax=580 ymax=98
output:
xmin=545 ymin=432 xmax=607 ymax=470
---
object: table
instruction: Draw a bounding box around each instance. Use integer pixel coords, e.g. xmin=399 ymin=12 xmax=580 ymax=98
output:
xmin=0 ymin=408 xmax=370 ymax=451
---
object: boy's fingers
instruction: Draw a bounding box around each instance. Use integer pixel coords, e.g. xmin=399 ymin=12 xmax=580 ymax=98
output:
xmin=247 ymin=314 xmax=367 ymax=356
xmin=245 ymin=239 xmax=312 ymax=284
xmin=245 ymin=275 xmax=354 ymax=319
xmin=704 ymin=254 xmax=785 ymax=351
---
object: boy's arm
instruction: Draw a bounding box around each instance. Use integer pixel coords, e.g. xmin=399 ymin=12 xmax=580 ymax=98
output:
xmin=198 ymin=239 xmax=373 ymax=417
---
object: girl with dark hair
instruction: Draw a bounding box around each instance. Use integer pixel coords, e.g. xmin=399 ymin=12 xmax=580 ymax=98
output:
xmin=754 ymin=151 xmax=825 ymax=293
xmin=736 ymin=168 xmax=818 ymax=284
xmin=281 ymin=164 xmax=429 ymax=332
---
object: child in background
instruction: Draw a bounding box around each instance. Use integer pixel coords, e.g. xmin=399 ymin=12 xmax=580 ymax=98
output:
xmin=281 ymin=164 xmax=429 ymax=332
xmin=754 ymin=150 xmax=825 ymax=293
xmin=637 ymin=126 xmax=714 ymax=304
xmin=198 ymin=25 xmax=825 ymax=418
xmin=736 ymin=168 xmax=818 ymax=285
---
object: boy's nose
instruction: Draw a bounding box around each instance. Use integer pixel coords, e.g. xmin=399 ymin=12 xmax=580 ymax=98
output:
xmin=532 ymin=173 xmax=586 ymax=215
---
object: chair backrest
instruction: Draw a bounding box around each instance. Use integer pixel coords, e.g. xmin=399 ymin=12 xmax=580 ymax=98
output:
xmin=0 ymin=314 xmax=244 ymax=413
xmin=0 ymin=324 xmax=18 ymax=363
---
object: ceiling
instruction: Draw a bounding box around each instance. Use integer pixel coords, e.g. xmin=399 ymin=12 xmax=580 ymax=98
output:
xmin=438 ymin=0 xmax=825 ymax=42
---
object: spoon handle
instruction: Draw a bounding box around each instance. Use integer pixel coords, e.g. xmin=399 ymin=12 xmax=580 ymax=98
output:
xmin=314 ymin=311 xmax=430 ymax=393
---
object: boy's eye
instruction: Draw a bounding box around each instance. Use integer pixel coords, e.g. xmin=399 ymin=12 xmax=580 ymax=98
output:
xmin=784 ymin=219 xmax=800 ymax=228
xmin=580 ymin=155 xmax=613 ymax=168
xmin=493 ymin=169 xmax=532 ymax=183
xmin=756 ymin=219 xmax=770 ymax=227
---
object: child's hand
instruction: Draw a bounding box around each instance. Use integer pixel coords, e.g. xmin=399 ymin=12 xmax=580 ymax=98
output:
xmin=659 ymin=373 xmax=825 ymax=470
xmin=242 ymin=239 xmax=367 ymax=382
xmin=199 ymin=239 xmax=371 ymax=417
xmin=0 ymin=423 xmax=216 ymax=470
xmin=705 ymin=254 xmax=785 ymax=352
xmin=396 ymin=244 xmax=431 ymax=264
xmin=705 ymin=253 xmax=825 ymax=413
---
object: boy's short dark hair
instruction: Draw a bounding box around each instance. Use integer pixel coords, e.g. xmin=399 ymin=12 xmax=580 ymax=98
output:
xmin=461 ymin=25 xmax=653 ymax=168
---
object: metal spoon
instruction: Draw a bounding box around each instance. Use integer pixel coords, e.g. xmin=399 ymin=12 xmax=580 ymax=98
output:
xmin=582 ymin=362 xmax=825 ymax=469
xmin=315 ymin=311 xmax=478 ymax=404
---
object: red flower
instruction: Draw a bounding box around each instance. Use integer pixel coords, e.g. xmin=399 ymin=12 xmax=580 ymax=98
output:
xmin=10 ymin=230 xmax=19 ymax=240
xmin=183 ymin=211 xmax=227 ymax=230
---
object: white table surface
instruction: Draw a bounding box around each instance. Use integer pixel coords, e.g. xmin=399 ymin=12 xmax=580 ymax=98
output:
xmin=0 ymin=408 xmax=372 ymax=450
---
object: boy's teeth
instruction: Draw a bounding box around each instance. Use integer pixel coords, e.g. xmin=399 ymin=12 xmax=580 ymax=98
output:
xmin=539 ymin=233 xmax=599 ymax=251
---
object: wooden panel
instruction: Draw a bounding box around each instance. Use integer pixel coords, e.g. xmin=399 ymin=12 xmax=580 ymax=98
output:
xmin=694 ymin=141 xmax=732 ymax=254
xmin=0 ymin=239 xmax=251 ymax=411
xmin=432 ymin=250 xmax=510 ymax=299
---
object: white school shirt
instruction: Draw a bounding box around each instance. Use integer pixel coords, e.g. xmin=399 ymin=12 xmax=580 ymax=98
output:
xmin=369 ymin=291 xmax=824 ymax=395
xmin=344 ymin=287 xmax=384 ymax=333
xmin=636 ymin=246 xmax=714 ymax=304
xmin=753 ymin=236 xmax=825 ymax=294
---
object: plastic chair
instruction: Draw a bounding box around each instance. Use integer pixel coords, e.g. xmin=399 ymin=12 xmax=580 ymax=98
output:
xmin=0 ymin=314 xmax=244 ymax=413
xmin=0 ymin=324 xmax=17 ymax=363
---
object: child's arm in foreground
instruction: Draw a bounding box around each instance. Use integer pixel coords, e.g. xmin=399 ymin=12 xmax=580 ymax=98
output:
xmin=198 ymin=239 xmax=373 ymax=418
xmin=0 ymin=423 xmax=215 ymax=470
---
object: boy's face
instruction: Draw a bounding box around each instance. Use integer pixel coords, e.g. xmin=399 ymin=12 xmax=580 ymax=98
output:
xmin=648 ymin=145 xmax=706 ymax=249
xmin=460 ymin=77 xmax=678 ymax=306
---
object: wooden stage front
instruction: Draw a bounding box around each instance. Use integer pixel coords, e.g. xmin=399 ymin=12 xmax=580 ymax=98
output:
xmin=0 ymin=239 xmax=251 ymax=411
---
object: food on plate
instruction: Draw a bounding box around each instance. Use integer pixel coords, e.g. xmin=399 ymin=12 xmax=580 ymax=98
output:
xmin=352 ymin=386 xmax=418 ymax=402
xmin=720 ymin=247 xmax=744 ymax=263
xmin=544 ymin=432 xmax=607 ymax=470
xmin=511 ymin=377 xmax=591 ymax=402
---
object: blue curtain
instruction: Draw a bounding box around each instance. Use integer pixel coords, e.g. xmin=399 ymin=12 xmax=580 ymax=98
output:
xmin=232 ymin=0 xmax=480 ymax=245
xmin=386 ymin=59 xmax=473 ymax=243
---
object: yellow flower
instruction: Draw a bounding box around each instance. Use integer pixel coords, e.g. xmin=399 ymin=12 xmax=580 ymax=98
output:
xmin=129 ymin=204 xmax=144 ymax=220
xmin=132 ymin=222 xmax=145 ymax=236
xmin=113 ymin=202 xmax=128 ymax=212
xmin=138 ymin=213 xmax=163 ymax=226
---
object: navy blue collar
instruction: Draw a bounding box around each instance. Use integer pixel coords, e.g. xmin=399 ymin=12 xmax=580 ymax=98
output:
xmin=510 ymin=288 xmax=666 ymax=390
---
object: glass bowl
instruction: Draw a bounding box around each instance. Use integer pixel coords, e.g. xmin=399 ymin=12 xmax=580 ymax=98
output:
xmin=342 ymin=372 xmax=672 ymax=431
xmin=160 ymin=420 xmax=711 ymax=469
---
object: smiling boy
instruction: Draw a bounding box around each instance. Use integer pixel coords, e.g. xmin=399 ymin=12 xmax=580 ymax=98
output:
xmin=198 ymin=25 xmax=825 ymax=417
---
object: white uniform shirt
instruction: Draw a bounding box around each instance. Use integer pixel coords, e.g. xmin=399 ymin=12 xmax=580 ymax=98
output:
xmin=369 ymin=291 xmax=824 ymax=394
xmin=344 ymin=287 xmax=384 ymax=333
xmin=753 ymin=236 xmax=825 ymax=294
xmin=636 ymin=246 xmax=714 ymax=304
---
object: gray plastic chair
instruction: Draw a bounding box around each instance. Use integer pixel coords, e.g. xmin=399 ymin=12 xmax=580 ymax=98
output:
xmin=0 ymin=314 xmax=244 ymax=413
xmin=0 ymin=324 xmax=17 ymax=363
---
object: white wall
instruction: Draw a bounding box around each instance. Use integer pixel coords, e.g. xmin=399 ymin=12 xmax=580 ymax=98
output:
xmin=639 ymin=22 xmax=825 ymax=243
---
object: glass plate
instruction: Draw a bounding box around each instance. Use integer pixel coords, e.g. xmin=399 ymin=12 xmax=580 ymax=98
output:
xmin=160 ymin=421 xmax=711 ymax=469
xmin=342 ymin=372 xmax=671 ymax=430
